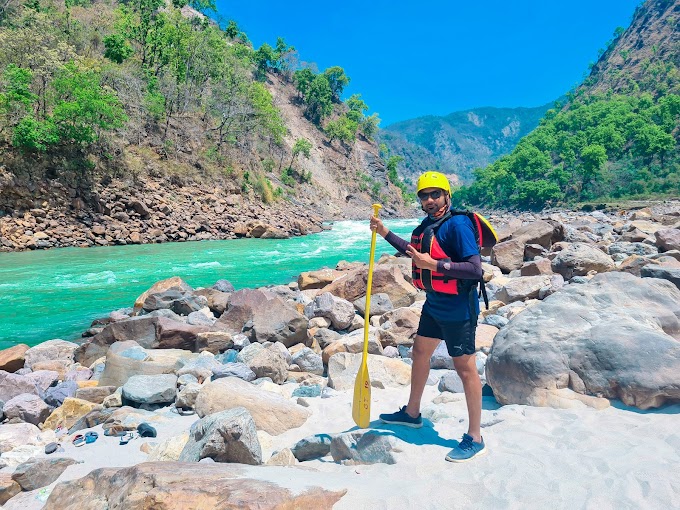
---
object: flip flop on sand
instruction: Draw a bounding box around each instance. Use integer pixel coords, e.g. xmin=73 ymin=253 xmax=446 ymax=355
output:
xmin=119 ymin=432 xmax=135 ymax=445
xmin=72 ymin=434 xmax=86 ymax=447
xmin=85 ymin=431 xmax=99 ymax=444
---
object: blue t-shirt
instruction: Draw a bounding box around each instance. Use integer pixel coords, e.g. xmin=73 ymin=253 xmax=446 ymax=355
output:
xmin=417 ymin=213 xmax=480 ymax=322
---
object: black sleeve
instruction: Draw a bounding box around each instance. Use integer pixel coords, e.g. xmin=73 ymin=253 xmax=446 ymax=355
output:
xmin=384 ymin=230 xmax=410 ymax=256
xmin=436 ymin=254 xmax=483 ymax=280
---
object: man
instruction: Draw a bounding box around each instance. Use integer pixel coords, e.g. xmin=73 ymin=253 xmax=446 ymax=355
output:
xmin=369 ymin=171 xmax=486 ymax=462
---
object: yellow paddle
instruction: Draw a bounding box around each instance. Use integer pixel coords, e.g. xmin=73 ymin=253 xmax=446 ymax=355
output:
xmin=352 ymin=203 xmax=382 ymax=428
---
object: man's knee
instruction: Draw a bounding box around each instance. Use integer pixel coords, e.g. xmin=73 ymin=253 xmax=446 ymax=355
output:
xmin=453 ymin=355 xmax=478 ymax=380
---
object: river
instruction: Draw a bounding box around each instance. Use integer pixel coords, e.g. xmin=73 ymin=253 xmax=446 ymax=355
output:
xmin=0 ymin=218 xmax=419 ymax=349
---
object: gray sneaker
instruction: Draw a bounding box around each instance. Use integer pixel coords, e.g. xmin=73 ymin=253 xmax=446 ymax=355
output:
xmin=445 ymin=433 xmax=487 ymax=462
xmin=379 ymin=406 xmax=423 ymax=428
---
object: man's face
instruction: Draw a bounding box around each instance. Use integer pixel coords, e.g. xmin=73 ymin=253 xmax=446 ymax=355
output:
xmin=418 ymin=187 xmax=446 ymax=215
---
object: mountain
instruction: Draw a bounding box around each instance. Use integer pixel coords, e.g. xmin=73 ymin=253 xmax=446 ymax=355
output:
xmin=456 ymin=0 xmax=680 ymax=210
xmin=0 ymin=0 xmax=408 ymax=251
xmin=379 ymin=102 xmax=556 ymax=185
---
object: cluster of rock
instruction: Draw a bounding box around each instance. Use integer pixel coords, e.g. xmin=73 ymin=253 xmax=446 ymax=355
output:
xmin=0 ymin=175 xmax=326 ymax=251
xmin=0 ymin=202 xmax=679 ymax=507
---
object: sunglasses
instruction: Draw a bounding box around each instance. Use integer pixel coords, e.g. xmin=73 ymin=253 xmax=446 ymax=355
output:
xmin=417 ymin=189 xmax=444 ymax=201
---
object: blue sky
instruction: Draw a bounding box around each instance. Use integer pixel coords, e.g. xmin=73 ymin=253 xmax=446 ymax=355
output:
xmin=213 ymin=0 xmax=641 ymax=126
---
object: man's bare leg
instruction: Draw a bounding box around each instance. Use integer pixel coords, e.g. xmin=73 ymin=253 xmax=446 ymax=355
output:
xmin=453 ymin=353 xmax=482 ymax=442
xmin=404 ymin=335 xmax=440 ymax=418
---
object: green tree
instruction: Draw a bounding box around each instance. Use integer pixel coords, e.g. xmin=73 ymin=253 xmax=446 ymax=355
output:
xmin=293 ymin=68 xmax=314 ymax=99
xmin=0 ymin=64 xmax=36 ymax=131
xmin=325 ymin=114 xmax=357 ymax=145
xmin=361 ymin=113 xmax=380 ymax=139
xmin=103 ymin=34 xmax=134 ymax=64
xmin=305 ymin=74 xmax=332 ymax=123
xmin=288 ymin=137 xmax=312 ymax=171
xmin=323 ymin=66 xmax=349 ymax=100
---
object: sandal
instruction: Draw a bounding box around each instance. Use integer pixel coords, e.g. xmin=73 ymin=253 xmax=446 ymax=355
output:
xmin=85 ymin=431 xmax=99 ymax=444
xmin=72 ymin=434 xmax=86 ymax=447
xmin=119 ymin=432 xmax=135 ymax=445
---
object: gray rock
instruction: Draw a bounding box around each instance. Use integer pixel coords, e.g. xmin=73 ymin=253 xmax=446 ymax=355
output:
xmin=291 ymin=348 xmax=324 ymax=376
xmin=290 ymin=434 xmax=333 ymax=461
xmin=438 ymin=371 xmax=464 ymax=393
xmin=486 ymin=272 xmax=680 ymax=409
xmin=429 ymin=342 xmax=454 ymax=369
xmin=11 ymin=457 xmax=80 ymax=491
xmin=3 ymin=394 xmax=51 ymax=425
xmin=24 ymin=340 xmax=78 ymax=370
xmin=212 ymin=279 xmax=235 ymax=293
xmin=551 ymin=242 xmax=615 ymax=279
xmin=143 ymin=290 xmax=185 ymax=312
xmin=43 ymin=381 xmax=79 ymax=407
xmin=305 ymin=292 xmax=356 ymax=330
xmin=291 ymin=384 xmax=322 ymax=398
xmin=607 ymin=242 xmax=658 ymax=257
xmin=641 ymin=265 xmax=680 ymax=290
xmin=122 ymin=374 xmax=177 ymax=405
xmin=176 ymin=382 xmax=202 ymax=409
xmin=211 ymin=363 xmax=256 ymax=382
xmin=353 ymin=293 xmax=394 ymax=317
xmin=330 ymin=430 xmax=405 ymax=464
xmin=179 ymin=407 xmax=262 ymax=464
xmin=246 ymin=349 xmax=288 ymax=384
xmin=482 ymin=315 xmax=509 ymax=328
xmin=0 ymin=372 xmax=40 ymax=402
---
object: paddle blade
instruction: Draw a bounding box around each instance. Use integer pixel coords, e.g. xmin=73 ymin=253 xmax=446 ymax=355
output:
xmin=352 ymin=360 xmax=371 ymax=428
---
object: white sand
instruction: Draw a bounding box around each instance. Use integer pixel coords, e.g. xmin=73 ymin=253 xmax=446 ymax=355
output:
xmin=4 ymin=381 xmax=680 ymax=509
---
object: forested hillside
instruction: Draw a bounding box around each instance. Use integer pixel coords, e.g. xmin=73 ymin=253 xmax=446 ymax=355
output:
xmin=379 ymin=102 xmax=555 ymax=185
xmin=0 ymin=0 xmax=407 ymax=245
xmin=455 ymin=0 xmax=680 ymax=210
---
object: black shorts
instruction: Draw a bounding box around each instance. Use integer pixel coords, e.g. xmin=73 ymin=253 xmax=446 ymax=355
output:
xmin=416 ymin=310 xmax=476 ymax=357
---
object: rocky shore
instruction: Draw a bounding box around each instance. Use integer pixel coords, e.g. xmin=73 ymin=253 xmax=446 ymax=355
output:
xmin=0 ymin=203 xmax=679 ymax=509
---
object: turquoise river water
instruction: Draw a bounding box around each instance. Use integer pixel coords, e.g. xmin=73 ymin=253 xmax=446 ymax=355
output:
xmin=0 ymin=218 xmax=419 ymax=350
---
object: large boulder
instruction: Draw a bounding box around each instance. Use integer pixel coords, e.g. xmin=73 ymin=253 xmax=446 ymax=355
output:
xmin=0 ymin=371 xmax=41 ymax=402
xmin=178 ymin=407 xmax=262 ymax=465
xmin=43 ymin=397 xmax=102 ymax=430
xmin=133 ymin=277 xmax=194 ymax=314
xmin=304 ymin=292 xmax=356 ymax=330
xmin=655 ymin=228 xmax=680 ymax=252
xmin=24 ymin=340 xmax=78 ymax=370
xmin=495 ymin=275 xmax=553 ymax=304
xmin=216 ymin=289 xmax=308 ymax=347
xmin=491 ymin=239 xmax=525 ymax=273
xmin=12 ymin=457 xmax=80 ymax=491
xmin=321 ymin=265 xmax=418 ymax=308
xmin=122 ymin=374 xmax=178 ymax=405
xmin=550 ymin=242 xmax=615 ymax=279
xmin=3 ymin=394 xmax=51 ymax=425
xmin=486 ymin=272 xmax=680 ymax=409
xmin=511 ymin=220 xmax=555 ymax=248
xmin=327 ymin=353 xmax=411 ymax=391
xmin=98 ymin=345 xmax=193 ymax=388
xmin=43 ymin=462 xmax=346 ymax=510
xmin=194 ymin=377 xmax=310 ymax=435
xmin=641 ymin=265 xmax=680 ymax=290
xmin=0 ymin=344 xmax=29 ymax=373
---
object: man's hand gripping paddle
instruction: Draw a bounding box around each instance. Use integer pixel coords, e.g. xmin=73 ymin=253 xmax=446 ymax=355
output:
xmin=352 ymin=203 xmax=382 ymax=428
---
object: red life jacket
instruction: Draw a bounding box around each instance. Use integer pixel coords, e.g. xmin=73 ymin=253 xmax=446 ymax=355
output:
xmin=410 ymin=212 xmax=460 ymax=295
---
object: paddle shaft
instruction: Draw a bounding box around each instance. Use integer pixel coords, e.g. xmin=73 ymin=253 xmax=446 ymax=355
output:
xmin=362 ymin=204 xmax=382 ymax=359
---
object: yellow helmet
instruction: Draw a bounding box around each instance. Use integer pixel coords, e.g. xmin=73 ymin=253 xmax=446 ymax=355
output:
xmin=416 ymin=171 xmax=450 ymax=194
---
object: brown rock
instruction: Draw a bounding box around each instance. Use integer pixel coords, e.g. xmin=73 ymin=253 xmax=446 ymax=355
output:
xmin=0 ymin=473 xmax=21 ymax=505
xmin=475 ymin=324 xmax=499 ymax=351
xmin=12 ymin=457 xmax=80 ymax=491
xmin=43 ymin=462 xmax=345 ymax=510
xmin=655 ymin=228 xmax=680 ymax=252
xmin=75 ymin=386 xmax=117 ymax=404
xmin=194 ymin=377 xmax=309 ymax=435
xmin=0 ymin=344 xmax=29 ymax=373
xmin=298 ymin=268 xmax=343 ymax=290
xmin=491 ymin=239 xmax=525 ymax=273
xmin=520 ymin=258 xmax=553 ymax=276
xmin=322 ymin=265 xmax=418 ymax=308
xmin=133 ymin=277 xmax=193 ymax=314
xmin=43 ymin=397 xmax=102 ymax=430
xmin=32 ymin=359 xmax=72 ymax=380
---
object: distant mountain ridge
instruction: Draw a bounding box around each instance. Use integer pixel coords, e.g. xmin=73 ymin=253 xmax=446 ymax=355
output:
xmin=379 ymin=101 xmax=556 ymax=184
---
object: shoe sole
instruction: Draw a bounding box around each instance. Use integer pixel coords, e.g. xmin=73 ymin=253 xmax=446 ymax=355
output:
xmin=445 ymin=447 xmax=488 ymax=463
xmin=379 ymin=418 xmax=423 ymax=428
